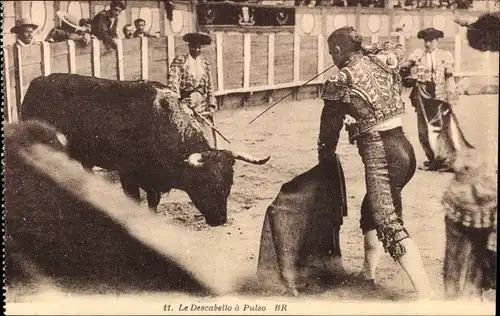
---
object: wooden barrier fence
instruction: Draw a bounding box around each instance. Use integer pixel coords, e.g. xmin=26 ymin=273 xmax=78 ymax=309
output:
xmin=3 ymin=31 xmax=499 ymax=123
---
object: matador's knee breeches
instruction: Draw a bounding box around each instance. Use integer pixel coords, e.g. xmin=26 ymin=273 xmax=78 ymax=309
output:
xmin=356 ymin=128 xmax=417 ymax=259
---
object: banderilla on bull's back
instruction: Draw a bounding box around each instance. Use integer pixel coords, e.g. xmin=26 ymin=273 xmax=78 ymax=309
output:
xmin=247 ymin=64 xmax=337 ymax=126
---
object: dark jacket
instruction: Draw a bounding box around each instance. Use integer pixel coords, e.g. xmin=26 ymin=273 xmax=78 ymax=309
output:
xmin=90 ymin=10 xmax=119 ymax=49
xmin=45 ymin=27 xmax=90 ymax=45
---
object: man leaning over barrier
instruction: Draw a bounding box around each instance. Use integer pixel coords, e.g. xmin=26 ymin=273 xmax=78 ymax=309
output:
xmin=46 ymin=11 xmax=92 ymax=45
xmin=90 ymin=0 xmax=126 ymax=49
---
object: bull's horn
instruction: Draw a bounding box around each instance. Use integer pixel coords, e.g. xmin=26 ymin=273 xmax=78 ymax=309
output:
xmin=185 ymin=153 xmax=204 ymax=167
xmin=230 ymin=151 xmax=270 ymax=165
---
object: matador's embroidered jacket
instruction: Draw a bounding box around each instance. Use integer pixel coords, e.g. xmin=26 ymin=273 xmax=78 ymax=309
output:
xmin=407 ymin=48 xmax=458 ymax=105
xmin=320 ymin=41 xmax=406 ymax=146
xmin=166 ymin=53 xmax=217 ymax=114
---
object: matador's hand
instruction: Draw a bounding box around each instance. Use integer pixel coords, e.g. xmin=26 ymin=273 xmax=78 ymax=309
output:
xmin=344 ymin=114 xmax=356 ymax=125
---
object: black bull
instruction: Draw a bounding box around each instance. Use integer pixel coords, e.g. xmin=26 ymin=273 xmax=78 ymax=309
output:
xmin=20 ymin=73 xmax=270 ymax=227
xmin=4 ymin=120 xmax=224 ymax=295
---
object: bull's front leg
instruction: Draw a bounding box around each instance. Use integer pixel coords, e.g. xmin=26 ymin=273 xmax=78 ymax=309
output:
xmin=118 ymin=172 xmax=141 ymax=204
xmin=145 ymin=188 xmax=163 ymax=213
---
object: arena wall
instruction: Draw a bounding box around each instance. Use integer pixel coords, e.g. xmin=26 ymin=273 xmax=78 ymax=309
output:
xmin=3 ymin=1 xmax=499 ymax=121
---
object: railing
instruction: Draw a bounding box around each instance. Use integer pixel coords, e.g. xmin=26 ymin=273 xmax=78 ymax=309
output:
xmin=204 ymin=0 xmax=497 ymax=10
xmin=3 ymin=30 xmax=498 ymax=124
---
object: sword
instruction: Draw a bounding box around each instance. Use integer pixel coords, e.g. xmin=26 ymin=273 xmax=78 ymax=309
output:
xmin=185 ymin=88 xmax=232 ymax=144
xmin=192 ymin=109 xmax=232 ymax=144
xmin=247 ymin=64 xmax=336 ymax=125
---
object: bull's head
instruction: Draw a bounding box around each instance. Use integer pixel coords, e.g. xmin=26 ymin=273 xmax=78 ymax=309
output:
xmin=182 ymin=150 xmax=270 ymax=227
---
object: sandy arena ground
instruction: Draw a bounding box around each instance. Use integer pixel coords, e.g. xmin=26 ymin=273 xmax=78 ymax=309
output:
xmin=5 ymin=92 xmax=498 ymax=314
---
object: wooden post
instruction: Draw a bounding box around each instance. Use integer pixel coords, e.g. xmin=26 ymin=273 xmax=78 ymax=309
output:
xmin=268 ymin=33 xmax=275 ymax=87
xmin=419 ymin=10 xmax=424 ymax=31
xmin=398 ymin=33 xmax=405 ymax=48
xmin=91 ymin=38 xmax=101 ymax=78
xmin=355 ymin=9 xmax=361 ymax=31
xmin=454 ymin=33 xmax=462 ymax=74
xmin=388 ymin=6 xmax=394 ymax=31
xmin=321 ymin=7 xmax=327 ymax=37
xmin=317 ymin=34 xmax=325 ymax=83
xmin=116 ymin=39 xmax=125 ymax=80
xmin=243 ymin=33 xmax=251 ymax=89
xmin=293 ymin=34 xmax=300 ymax=83
xmin=54 ymin=1 xmax=62 ymax=25
xmin=267 ymin=33 xmax=275 ymax=104
xmin=190 ymin=0 xmax=199 ymax=33
xmin=14 ymin=1 xmax=23 ymax=19
xmin=127 ymin=5 xmax=133 ymax=25
xmin=41 ymin=42 xmax=52 ymax=76
xmin=485 ymin=51 xmax=492 ymax=78
xmin=67 ymin=40 xmax=77 ymax=74
xmin=167 ymin=35 xmax=175 ymax=69
xmin=4 ymin=48 xmax=13 ymax=123
xmin=317 ymin=34 xmax=326 ymax=98
xmin=141 ymin=36 xmax=149 ymax=80
xmin=159 ymin=0 xmax=166 ymax=37
xmin=13 ymin=44 xmax=23 ymax=122
xmin=216 ymin=32 xmax=224 ymax=92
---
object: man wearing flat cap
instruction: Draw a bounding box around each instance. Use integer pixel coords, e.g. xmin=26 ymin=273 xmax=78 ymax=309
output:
xmin=90 ymin=0 xmax=126 ymax=49
xmin=45 ymin=11 xmax=92 ymax=45
xmin=11 ymin=17 xmax=39 ymax=47
xmin=166 ymin=32 xmax=218 ymax=148
xmin=400 ymin=27 xmax=472 ymax=172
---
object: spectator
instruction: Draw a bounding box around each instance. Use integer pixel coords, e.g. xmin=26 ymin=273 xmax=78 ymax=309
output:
xmin=10 ymin=17 xmax=39 ymax=47
xmin=90 ymin=0 xmax=126 ymax=49
xmin=45 ymin=11 xmax=91 ymax=45
xmin=133 ymin=18 xmax=158 ymax=38
xmin=123 ymin=24 xmax=135 ymax=39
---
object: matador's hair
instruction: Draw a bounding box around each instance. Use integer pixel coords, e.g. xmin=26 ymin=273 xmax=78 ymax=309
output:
xmin=327 ymin=26 xmax=364 ymax=53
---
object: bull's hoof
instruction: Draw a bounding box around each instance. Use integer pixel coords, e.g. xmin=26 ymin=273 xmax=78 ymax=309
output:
xmin=148 ymin=207 xmax=161 ymax=214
